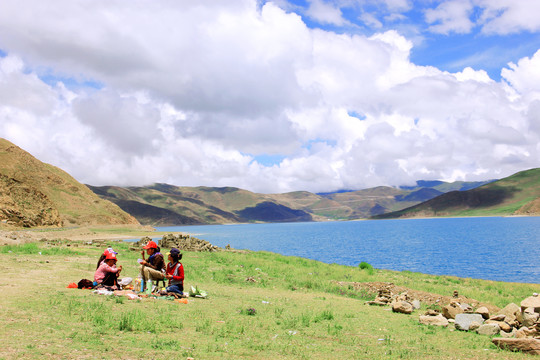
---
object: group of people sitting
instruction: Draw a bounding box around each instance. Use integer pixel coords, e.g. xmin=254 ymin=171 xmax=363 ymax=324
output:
xmin=93 ymin=240 xmax=184 ymax=296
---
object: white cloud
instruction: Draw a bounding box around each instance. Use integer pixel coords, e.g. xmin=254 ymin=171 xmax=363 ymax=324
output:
xmin=422 ymin=0 xmax=540 ymax=35
xmin=360 ymin=12 xmax=383 ymax=29
xmin=306 ymin=0 xmax=348 ymax=26
xmin=476 ymin=0 xmax=540 ymax=35
xmin=501 ymin=50 xmax=540 ymax=99
xmin=425 ymin=0 xmax=475 ymax=34
xmin=0 ymin=0 xmax=539 ymax=193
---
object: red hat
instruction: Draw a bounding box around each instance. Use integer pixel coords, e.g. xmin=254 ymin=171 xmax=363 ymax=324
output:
xmin=103 ymin=247 xmax=118 ymax=256
xmin=142 ymin=240 xmax=158 ymax=249
xmin=105 ymin=252 xmax=117 ymax=261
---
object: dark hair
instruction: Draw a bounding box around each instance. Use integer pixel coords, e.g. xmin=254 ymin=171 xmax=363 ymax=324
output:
xmin=96 ymin=254 xmax=106 ymax=269
xmin=171 ymin=253 xmax=182 ymax=262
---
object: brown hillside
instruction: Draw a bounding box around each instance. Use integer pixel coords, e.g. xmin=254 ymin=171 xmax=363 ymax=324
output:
xmin=0 ymin=138 xmax=139 ymax=228
xmin=515 ymin=197 xmax=540 ymax=215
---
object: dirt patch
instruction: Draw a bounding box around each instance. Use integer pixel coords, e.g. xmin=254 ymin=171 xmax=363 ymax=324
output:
xmin=0 ymin=225 xmax=156 ymax=245
xmin=337 ymin=281 xmax=500 ymax=313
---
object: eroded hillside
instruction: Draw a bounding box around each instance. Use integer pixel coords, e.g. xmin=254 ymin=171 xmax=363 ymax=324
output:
xmin=0 ymin=138 xmax=139 ymax=228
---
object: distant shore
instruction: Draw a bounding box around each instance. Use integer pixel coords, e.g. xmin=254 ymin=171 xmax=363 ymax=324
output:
xmin=0 ymin=225 xmax=184 ymax=246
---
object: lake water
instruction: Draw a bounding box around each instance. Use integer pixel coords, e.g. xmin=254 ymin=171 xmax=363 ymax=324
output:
xmin=154 ymin=217 xmax=540 ymax=284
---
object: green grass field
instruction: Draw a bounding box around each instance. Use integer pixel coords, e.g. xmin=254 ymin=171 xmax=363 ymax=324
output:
xmin=0 ymin=239 xmax=537 ymax=359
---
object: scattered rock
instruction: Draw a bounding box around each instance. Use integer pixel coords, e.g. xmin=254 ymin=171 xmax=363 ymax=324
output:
xmin=477 ymin=323 xmax=501 ymax=336
xmin=469 ymin=321 xmax=481 ymax=332
xmin=498 ymin=303 xmax=520 ymax=318
xmin=489 ymin=314 xmax=506 ymax=321
xmin=522 ymin=308 xmax=540 ymax=327
xmin=455 ymin=313 xmax=484 ymax=331
xmin=344 ymin=282 xmax=540 ymax=355
xmin=486 ymin=320 xmax=512 ymax=333
xmin=516 ymin=328 xmax=528 ymax=339
xmin=521 ymin=294 xmax=540 ymax=313
xmin=392 ymin=301 xmax=414 ymax=314
xmin=365 ymin=300 xmax=388 ymax=306
xmin=442 ymin=301 xmax=464 ymax=319
xmin=492 ymin=338 xmax=540 ymax=355
xmin=419 ymin=314 xmax=448 ymax=327
xmin=500 ymin=329 xmax=518 ymax=338
xmin=476 ymin=306 xmax=490 ymax=319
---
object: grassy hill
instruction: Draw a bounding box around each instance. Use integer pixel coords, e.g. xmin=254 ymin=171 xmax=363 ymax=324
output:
xmin=0 ymin=138 xmax=140 ymax=228
xmin=373 ymin=168 xmax=540 ymax=219
xmin=89 ymin=180 xmax=493 ymax=225
xmin=88 ymin=184 xmax=314 ymax=225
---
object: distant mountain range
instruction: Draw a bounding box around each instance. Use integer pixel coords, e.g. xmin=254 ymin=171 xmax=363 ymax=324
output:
xmin=374 ymin=168 xmax=540 ymax=219
xmin=0 ymin=138 xmax=139 ymax=228
xmin=88 ymin=178 xmax=495 ymax=225
xmin=1 ymin=137 xmax=538 ymax=228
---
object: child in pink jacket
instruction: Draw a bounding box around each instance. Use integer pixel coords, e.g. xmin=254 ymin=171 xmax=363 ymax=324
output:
xmin=94 ymin=252 xmax=122 ymax=288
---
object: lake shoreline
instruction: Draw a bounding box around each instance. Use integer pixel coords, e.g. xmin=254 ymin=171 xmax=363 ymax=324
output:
xmin=2 ymin=216 xmax=540 ymax=285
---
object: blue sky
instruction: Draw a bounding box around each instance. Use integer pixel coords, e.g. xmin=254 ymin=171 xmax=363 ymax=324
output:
xmin=276 ymin=0 xmax=540 ymax=80
xmin=0 ymin=0 xmax=539 ymax=193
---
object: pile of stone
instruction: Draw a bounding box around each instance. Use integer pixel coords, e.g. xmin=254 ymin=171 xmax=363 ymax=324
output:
xmin=366 ymin=286 xmax=540 ymax=354
xmin=418 ymin=293 xmax=540 ymax=355
xmin=366 ymin=287 xmax=421 ymax=314
xmin=130 ymin=234 xmax=221 ymax=252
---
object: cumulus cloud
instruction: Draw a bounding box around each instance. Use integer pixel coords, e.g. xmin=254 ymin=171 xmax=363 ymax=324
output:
xmin=0 ymin=0 xmax=539 ymax=193
xmin=501 ymin=50 xmax=540 ymax=98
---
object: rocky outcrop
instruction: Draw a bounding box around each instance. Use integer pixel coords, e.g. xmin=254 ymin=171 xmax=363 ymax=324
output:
xmin=0 ymin=174 xmax=62 ymax=227
xmin=131 ymin=234 xmax=221 ymax=252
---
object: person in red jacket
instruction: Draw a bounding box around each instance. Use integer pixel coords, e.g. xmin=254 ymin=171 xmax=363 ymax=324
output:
xmin=164 ymin=248 xmax=184 ymax=295
xmin=139 ymin=240 xmax=165 ymax=291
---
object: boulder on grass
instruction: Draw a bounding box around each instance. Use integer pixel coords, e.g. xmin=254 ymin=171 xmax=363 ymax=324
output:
xmin=442 ymin=301 xmax=464 ymax=319
xmin=419 ymin=314 xmax=449 ymax=327
xmin=455 ymin=313 xmax=484 ymax=331
xmin=477 ymin=323 xmax=500 ymax=336
xmin=492 ymin=338 xmax=540 ymax=355
xmin=475 ymin=306 xmax=490 ymax=319
xmin=392 ymin=301 xmax=413 ymax=314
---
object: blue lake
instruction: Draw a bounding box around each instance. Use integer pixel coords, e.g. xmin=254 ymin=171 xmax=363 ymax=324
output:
xmin=154 ymin=217 xmax=540 ymax=284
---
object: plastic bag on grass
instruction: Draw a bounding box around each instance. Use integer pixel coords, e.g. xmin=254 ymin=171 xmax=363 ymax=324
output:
xmin=118 ymin=277 xmax=133 ymax=286
xmin=189 ymin=285 xmax=208 ymax=299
